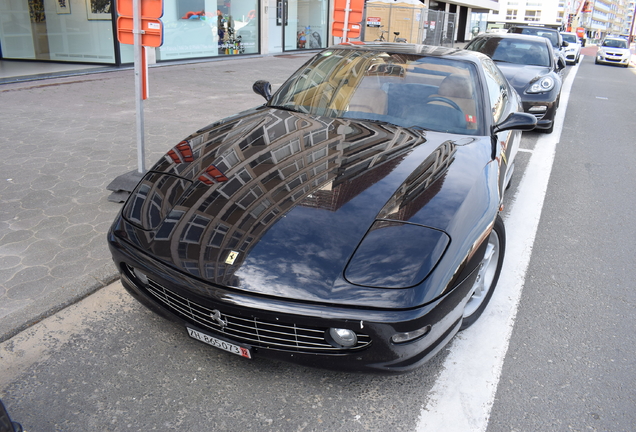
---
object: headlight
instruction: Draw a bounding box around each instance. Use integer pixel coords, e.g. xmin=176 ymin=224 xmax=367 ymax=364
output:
xmin=526 ymin=76 xmax=555 ymax=94
xmin=328 ymin=328 xmax=358 ymax=347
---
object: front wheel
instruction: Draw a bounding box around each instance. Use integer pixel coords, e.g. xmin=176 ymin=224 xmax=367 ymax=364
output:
xmin=460 ymin=214 xmax=505 ymax=330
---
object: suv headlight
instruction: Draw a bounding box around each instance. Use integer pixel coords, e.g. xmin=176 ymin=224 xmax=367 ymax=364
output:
xmin=526 ymin=76 xmax=555 ymax=94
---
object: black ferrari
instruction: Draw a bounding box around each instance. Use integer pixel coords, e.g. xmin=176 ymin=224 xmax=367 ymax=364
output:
xmin=108 ymin=43 xmax=536 ymax=372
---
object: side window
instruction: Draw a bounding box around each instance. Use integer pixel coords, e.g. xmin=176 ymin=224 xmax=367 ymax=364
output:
xmin=481 ymin=59 xmax=509 ymax=123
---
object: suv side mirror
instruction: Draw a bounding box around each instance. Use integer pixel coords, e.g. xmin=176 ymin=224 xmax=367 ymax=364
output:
xmin=562 ymin=41 xmax=569 ymax=47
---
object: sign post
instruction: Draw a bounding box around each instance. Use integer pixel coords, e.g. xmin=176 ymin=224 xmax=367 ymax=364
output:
xmin=107 ymin=0 xmax=163 ymax=201
xmin=116 ymin=0 xmax=164 ymax=174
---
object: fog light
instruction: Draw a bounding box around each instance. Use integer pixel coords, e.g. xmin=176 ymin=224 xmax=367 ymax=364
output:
xmin=391 ymin=325 xmax=431 ymax=344
xmin=133 ymin=267 xmax=149 ymax=285
xmin=528 ymin=106 xmax=547 ymax=113
xmin=329 ymin=328 xmax=358 ymax=347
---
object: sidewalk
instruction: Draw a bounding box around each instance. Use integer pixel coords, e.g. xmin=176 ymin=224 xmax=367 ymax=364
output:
xmin=0 ymin=53 xmax=314 ymax=342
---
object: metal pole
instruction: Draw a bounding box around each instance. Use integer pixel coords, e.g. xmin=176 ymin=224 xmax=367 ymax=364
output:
xmin=343 ymin=0 xmax=351 ymax=42
xmin=133 ymin=0 xmax=146 ymax=174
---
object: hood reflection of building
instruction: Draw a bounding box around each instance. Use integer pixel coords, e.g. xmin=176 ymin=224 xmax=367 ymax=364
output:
xmin=129 ymin=106 xmax=455 ymax=289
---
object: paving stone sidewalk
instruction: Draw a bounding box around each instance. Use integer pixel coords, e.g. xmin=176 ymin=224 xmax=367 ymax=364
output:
xmin=0 ymin=53 xmax=314 ymax=342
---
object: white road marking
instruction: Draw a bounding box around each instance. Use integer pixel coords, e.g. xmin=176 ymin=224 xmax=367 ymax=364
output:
xmin=415 ymin=61 xmax=581 ymax=432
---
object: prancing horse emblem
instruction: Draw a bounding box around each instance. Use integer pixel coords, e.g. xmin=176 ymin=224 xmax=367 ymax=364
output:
xmin=210 ymin=309 xmax=227 ymax=328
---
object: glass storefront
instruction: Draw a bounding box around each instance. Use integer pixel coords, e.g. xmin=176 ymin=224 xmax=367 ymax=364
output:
xmin=0 ymin=0 xmax=116 ymax=62
xmin=283 ymin=0 xmax=327 ymax=51
xmin=155 ymin=0 xmax=259 ymax=61
xmin=266 ymin=0 xmax=327 ymax=53
xmin=0 ymin=0 xmax=328 ymax=64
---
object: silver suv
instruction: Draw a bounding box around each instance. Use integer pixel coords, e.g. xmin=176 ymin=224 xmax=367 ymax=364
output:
xmin=595 ymin=37 xmax=631 ymax=68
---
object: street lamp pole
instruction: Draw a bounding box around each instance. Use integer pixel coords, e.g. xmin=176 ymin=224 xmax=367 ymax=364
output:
xmin=629 ymin=1 xmax=636 ymax=44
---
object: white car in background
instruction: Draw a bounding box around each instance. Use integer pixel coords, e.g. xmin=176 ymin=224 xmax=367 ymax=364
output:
xmin=595 ymin=37 xmax=631 ymax=67
xmin=560 ymin=32 xmax=582 ymax=64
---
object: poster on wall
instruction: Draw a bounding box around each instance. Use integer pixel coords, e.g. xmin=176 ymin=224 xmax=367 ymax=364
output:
xmin=56 ymin=0 xmax=71 ymax=14
xmin=28 ymin=0 xmax=46 ymax=22
xmin=86 ymin=0 xmax=112 ymax=20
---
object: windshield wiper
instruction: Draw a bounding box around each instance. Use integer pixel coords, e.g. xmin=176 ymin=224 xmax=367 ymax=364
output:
xmin=267 ymin=104 xmax=304 ymax=113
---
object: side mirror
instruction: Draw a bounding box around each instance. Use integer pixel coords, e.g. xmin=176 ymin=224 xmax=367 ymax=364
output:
xmin=493 ymin=112 xmax=537 ymax=134
xmin=556 ymin=56 xmax=566 ymax=71
xmin=562 ymin=41 xmax=569 ymax=47
xmin=253 ymin=80 xmax=272 ymax=101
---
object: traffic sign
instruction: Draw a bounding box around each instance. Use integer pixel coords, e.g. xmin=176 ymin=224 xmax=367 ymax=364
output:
xmin=117 ymin=16 xmax=163 ymax=47
xmin=332 ymin=23 xmax=361 ymax=39
xmin=117 ymin=0 xmax=163 ymax=19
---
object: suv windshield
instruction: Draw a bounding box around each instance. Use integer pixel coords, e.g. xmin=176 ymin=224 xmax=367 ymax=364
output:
xmin=561 ymin=34 xmax=578 ymax=44
xmin=468 ymin=37 xmax=551 ymax=67
xmin=603 ymin=39 xmax=628 ymax=49
xmin=511 ymin=27 xmax=559 ymax=48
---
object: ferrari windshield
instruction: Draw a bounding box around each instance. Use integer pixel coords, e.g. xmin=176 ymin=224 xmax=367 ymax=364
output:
xmin=268 ymin=48 xmax=483 ymax=135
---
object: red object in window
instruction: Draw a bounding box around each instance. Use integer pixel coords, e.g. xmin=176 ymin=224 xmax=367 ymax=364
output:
xmin=167 ymin=141 xmax=194 ymax=164
xmin=198 ymin=165 xmax=229 ymax=185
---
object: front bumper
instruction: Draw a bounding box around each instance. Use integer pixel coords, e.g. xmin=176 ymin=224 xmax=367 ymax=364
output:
xmin=564 ymin=52 xmax=578 ymax=63
xmin=596 ymin=53 xmax=630 ymax=66
xmin=521 ymin=98 xmax=558 ymax=130
xmin=108 ymin=229 xmax=480 ymax=373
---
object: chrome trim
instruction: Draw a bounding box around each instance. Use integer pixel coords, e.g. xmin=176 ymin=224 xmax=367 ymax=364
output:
xmin=126 ymin=265 xmax=371 ymax=353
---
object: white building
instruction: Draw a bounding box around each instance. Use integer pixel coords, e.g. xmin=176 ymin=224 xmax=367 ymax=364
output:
xmin=485 ymin=0 xmax=568 ymax=33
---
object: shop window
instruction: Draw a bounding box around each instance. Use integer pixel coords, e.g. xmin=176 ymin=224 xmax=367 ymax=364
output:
xmin=155 ymin=0 xmax=259 ymax=61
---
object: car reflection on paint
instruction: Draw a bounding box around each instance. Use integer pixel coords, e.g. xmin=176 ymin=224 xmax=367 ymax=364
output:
xmin=107 ymin=43 xmax=536 ymax=372
xmin=465 ymin=33 xmax=564 ymax=134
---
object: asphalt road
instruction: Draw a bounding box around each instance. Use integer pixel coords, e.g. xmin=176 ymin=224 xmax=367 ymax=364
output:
xmin=1 ymin=55 xmax=635 ymax=431
xmin=487 ymin=55 xmax=636 ymax=432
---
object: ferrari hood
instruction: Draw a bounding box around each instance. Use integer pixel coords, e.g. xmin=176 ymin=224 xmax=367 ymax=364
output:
xmin=114 ymin=107 xmax=495 ymax=308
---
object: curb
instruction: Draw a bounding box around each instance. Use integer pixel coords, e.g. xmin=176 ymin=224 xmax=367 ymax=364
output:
xmin=0 ymin=264 xmax=120 ymax=343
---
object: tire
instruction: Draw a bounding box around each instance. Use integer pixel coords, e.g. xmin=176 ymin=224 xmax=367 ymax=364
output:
xmin=460 ymin=214 xmax=505 ymax=330
xmin=595 ymin=58 xmax=599 ymax=64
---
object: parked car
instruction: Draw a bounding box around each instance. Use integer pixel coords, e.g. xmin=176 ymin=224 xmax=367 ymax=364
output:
xmin=465 ymin=33 xmax=563 ymax=133
xmin=595 ymin=37 xmax=631 ymax=67
xmin=508 ymin=25 xmax=568 ymax=67
xmin=108 ymin=43 xmax=536 ymax=373
xmin=560 ymin=32 xmax=582 ymax=64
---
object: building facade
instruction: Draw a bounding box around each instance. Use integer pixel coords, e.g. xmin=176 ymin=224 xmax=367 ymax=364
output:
xmin=483 ymin=0 xmax=634 ymax=42
xmin=0 ymin=0 xmax=500 ymax=66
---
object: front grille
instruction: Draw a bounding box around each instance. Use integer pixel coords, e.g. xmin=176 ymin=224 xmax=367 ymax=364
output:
xmin=129 ymin=266 xmax=371 ymax=353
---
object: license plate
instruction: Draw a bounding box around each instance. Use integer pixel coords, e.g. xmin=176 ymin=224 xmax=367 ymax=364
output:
xmin=187 ymin=327 xmax=251 ymax=359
